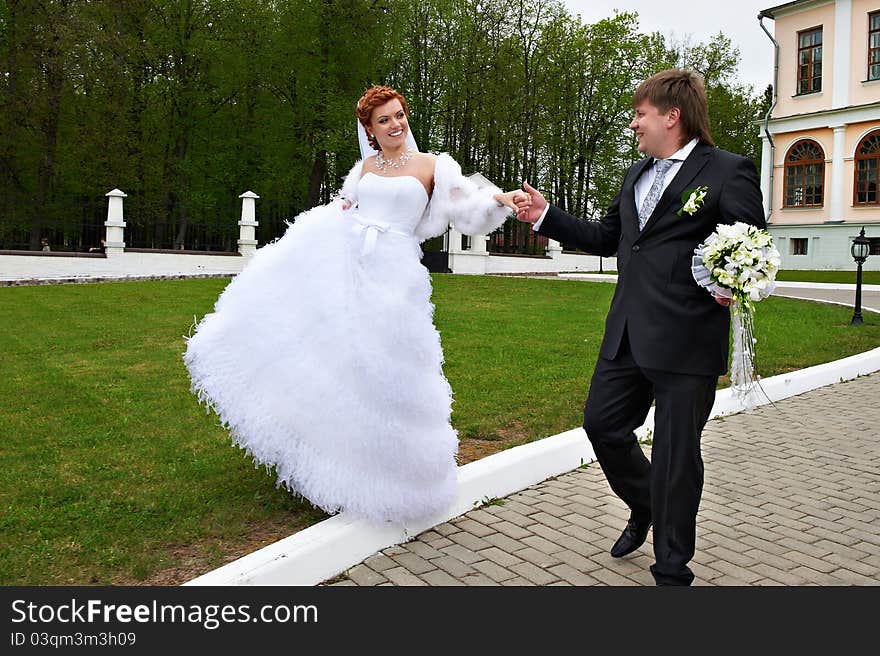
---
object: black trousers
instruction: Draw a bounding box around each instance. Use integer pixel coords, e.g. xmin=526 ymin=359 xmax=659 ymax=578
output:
xmin=582 ymin=330 xmax=717 ymax=586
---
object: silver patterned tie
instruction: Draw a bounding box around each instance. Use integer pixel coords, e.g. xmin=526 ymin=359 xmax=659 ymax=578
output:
xmin=638 ymin=158 xmax=674 ymax=230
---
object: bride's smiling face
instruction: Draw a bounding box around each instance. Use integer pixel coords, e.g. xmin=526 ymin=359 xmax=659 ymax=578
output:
xmin=368 ymin=99 xmax=409 ymax=151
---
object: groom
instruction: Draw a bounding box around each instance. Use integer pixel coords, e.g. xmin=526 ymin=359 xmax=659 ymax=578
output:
xmin=515 ymin=69 xmax=764 ymax=585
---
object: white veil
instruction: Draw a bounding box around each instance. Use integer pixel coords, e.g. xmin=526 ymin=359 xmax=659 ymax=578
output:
xmin=357 ymin=120 xmax=419 ymax=160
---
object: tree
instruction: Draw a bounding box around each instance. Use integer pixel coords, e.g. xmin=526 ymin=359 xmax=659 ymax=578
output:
xmin=0 ymin=1 xmax=770 ymax=251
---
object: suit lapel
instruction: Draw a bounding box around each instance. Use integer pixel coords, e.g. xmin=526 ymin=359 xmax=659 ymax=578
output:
xmin=637 ymin=142 xmax=713 ymax=239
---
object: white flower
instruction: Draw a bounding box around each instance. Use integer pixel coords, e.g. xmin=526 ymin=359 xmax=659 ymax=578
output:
xmin=692 ymin=221 xmax=779 ymax=408
xmin=678 ymin=185 xmax=709 ymax=216
xmin=697 ymin=222 xmax=779 ymax=304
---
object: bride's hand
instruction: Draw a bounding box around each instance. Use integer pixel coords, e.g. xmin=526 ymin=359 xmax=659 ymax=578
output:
xmin=341 ymin=199 xmax=352 ymax=210
xmin=494 ymin=190 xmax=529 ymax=211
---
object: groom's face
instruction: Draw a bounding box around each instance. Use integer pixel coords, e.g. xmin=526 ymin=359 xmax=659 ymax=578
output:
xmin=630 ymin=101 xmax=675 ymax=158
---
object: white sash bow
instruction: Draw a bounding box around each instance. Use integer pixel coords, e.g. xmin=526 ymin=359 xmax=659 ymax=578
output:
xmin=349 ymin=212 xmax=412 ymax=256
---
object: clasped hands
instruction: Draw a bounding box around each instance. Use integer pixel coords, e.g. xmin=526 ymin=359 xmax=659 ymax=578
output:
xmin=493 ymin=183 xmax=545 ymax=223
xmin=503 ymin=181 xmax=731 ymax=308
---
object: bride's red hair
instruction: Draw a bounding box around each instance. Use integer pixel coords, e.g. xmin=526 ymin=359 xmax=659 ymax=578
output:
xmin=356 ymin=85 xmax=409 ymax=151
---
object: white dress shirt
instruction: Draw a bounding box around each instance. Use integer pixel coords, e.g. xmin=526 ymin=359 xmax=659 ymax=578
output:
xmin=532 ymin=138 xmax=700 ymax=231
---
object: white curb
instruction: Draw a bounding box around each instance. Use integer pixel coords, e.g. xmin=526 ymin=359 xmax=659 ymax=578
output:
xmin=184 ymin=307 xmax=880 ymax=587
xmin=184 ymin=428 xmax=593 ymax=586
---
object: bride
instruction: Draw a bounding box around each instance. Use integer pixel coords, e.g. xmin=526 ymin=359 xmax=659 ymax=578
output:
xmin=184 ymin=85 xmax=522 ymax=524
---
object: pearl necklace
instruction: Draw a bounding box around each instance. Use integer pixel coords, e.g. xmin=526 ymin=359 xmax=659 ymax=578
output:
xmin=375 ymin=148 xmax=414 ymax=173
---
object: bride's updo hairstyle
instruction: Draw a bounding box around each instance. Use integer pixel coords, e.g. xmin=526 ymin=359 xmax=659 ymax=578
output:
xmin=356 ymin=85 xmax=409 ymax=151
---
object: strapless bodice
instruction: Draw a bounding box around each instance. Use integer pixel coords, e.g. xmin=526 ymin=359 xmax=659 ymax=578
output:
xmin=354 ymin=173 xmax=430 ymax=234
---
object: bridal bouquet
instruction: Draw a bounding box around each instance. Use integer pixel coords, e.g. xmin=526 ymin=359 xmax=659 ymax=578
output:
xmin=691 ymin=222 xmax=781 ymax=408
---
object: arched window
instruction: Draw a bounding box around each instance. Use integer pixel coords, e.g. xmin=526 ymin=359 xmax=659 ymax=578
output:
xmin=784 ymin=140 xmax=824 ymax=207
xmin=854 ymin=131 xmax=880 ymax=206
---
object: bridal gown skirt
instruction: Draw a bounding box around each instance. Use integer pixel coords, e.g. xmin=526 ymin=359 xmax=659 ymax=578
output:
xmin=183 ymin=201 xmax=459 ymax=524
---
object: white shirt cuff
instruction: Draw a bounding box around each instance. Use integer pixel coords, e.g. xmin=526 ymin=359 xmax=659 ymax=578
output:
xmin=532 ymin=204 xmax=550 ymax=231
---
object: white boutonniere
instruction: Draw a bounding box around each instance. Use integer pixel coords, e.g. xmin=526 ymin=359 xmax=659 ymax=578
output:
xmin=677 ymin=185 xmax=709 ymax=216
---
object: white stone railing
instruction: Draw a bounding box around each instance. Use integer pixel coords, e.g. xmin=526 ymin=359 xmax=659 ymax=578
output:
xmin=1 ymin=187 xmax=613 ymax=283
xmin=446 ymin=225 xmax=614 ymax=275
xmin=0 ymin=189 xmax=260 ymax=283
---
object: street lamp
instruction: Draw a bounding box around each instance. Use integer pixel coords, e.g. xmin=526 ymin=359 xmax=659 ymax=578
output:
xmin=850 ymin=227 xmax=870 ymax=326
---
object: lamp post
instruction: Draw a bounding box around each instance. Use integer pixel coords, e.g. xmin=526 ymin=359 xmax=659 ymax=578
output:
xmin=850 ymin=227 xmax=870 ymax=326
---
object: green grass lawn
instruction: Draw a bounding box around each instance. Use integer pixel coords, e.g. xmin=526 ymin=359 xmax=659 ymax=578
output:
xmin=775 ymin=269 xmax=880 ymax=284
xmin=1 ymin=275 xmax=878 ymax=585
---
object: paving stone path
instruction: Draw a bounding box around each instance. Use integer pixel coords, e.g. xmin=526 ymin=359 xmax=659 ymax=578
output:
xmin=329 ymin=373 xmax=880 ymax=586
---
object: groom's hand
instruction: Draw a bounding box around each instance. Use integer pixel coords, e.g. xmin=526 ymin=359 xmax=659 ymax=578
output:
xmin=515 ymin=181 xmax=547 ymax=223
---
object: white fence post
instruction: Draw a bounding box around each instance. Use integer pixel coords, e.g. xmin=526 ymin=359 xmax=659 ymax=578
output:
xmin=471 ymin=232 xmax=488 ymax=254
xmin=238 ymin=191 xmax=259 ymax=256
xmin=546 ymin=238 xmax=563 ymax=259
xmin=104 ymin=189 xmax=127 ymax=256
xmin=448 ymin=225 xmax=463 ymax=254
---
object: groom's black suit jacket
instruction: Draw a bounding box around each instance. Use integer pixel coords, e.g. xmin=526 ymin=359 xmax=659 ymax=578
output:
xmin=538 ymin=142 xmax=765 ymax=377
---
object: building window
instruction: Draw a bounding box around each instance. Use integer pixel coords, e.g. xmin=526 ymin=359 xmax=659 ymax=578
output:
xmin=797 ymin=27 xmax=822 ymax=94
xmin=855 ymin=131 xmax=880 ymax=205
xmin=784 ymin=140 xmax=824 ymax=207
xmin=791 ymin=238 xmax=809 ymax=255
xmin=870 ymin=13 xmax=880 ymax=80
xmin=869 ymin=237 xmax=880 ymax=256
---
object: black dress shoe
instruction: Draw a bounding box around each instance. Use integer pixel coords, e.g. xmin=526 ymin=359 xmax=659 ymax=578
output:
xmin=610 ymin=518 xmax=652 ymax=558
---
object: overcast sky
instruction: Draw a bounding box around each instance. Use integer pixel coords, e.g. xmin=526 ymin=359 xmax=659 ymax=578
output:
xmin=560 ymin=0 xmax=778 ymax=91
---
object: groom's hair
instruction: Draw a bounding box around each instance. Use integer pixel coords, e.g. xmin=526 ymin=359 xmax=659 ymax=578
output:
xmin=633 ymin=69 xmax=715 ymax=148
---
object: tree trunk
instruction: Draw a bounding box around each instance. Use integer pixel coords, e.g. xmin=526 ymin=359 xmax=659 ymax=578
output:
xmin=308 ymin=150 xmax=327 ymax=208
xmin=31 ymin=35 xmax=65 ymax=250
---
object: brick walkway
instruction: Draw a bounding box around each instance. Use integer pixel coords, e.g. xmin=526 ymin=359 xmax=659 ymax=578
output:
xmin=328 ymin=373 xmax=880 ymax=586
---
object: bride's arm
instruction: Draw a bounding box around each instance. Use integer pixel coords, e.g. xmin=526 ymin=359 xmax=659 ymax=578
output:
xmin=334 ymin=159 xmax=365 ymax=210
xmin=415 ymin=153 xmax=512 ymax=240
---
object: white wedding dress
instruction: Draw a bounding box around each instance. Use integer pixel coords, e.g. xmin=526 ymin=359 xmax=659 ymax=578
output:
xmin=185 ymin=162 xmax=504 ymax=524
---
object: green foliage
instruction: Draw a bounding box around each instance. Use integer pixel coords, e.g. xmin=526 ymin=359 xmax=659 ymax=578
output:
xmin=1 ymin=1 xmax=765 ymax=250
xmin=474 ymin=496 xmax=506 ymax=509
